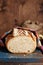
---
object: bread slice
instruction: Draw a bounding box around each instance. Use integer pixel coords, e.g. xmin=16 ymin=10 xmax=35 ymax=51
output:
xmin=5 ymin=28 xmax=36 ymax=54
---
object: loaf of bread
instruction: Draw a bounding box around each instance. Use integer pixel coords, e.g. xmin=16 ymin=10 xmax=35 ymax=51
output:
xmin=5 ymin=27 xmax=36 ymax=54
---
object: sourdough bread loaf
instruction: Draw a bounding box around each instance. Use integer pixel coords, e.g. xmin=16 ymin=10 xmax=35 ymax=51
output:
xmin=5 ymin=28 xmax=37 ymax=54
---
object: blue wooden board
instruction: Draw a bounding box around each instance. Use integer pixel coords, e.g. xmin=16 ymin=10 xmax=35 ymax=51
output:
xmin=0 ymin=47 xmax=43 ymax=62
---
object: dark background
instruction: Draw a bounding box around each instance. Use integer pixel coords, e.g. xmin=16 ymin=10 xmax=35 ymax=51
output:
xmin=0 ymin=63 xmax=43 ymax=65
xmin=0 ymin=0 xmax=43 ymax=64
xmin=0 ymin=0 xmax=43 ymax=37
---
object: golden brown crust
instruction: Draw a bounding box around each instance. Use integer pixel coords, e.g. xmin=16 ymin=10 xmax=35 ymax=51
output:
xmin=5 ymin=28 xmax=36 ymax=54
xmin=5 ymin=34 xmax=13 ymax=46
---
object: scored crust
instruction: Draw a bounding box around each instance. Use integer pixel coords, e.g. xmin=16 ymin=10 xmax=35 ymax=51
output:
xmin=5 ymin=28 xmax=36 ymax=54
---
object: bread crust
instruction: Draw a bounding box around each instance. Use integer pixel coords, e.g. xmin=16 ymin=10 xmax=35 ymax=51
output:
xmin=5 ymin=28 xmax=36 ymax=54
